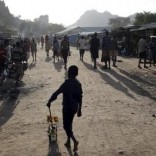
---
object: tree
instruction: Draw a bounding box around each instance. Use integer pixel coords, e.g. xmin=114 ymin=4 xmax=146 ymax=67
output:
xmin=109 ymin=17 xmax=131 ymax=29
xmin=133 ymin=11 xmax=156 ymax=25
xmin=33 ymin=16 xmax=65 ymax=35
xmin=48 ymin=23 xmax=64 ymax=34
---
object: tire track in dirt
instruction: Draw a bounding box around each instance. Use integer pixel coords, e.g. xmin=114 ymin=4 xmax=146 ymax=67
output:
xmin=75 ymin=58 xmax=117 ymax=155
xmin=89 ymin=69 xmax=128 ymax=156
xmin=76 ymin=61 xmax=100 ymax=155
xmin=96 ymin=66 xmax=156 ymax=155
xmin=76 ymin=56 xmax=152 ymax=155
xmin=71 ymin=50 xmax=132 ymax=155
xmin=96 ymin=69 xmax=138 ymax=156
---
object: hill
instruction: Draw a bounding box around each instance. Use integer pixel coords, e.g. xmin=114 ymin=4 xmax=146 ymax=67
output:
xmin=70 ymin=10 xmax=136 ymax=27
xmin=0 ymin=1 xmax=15 ymax=30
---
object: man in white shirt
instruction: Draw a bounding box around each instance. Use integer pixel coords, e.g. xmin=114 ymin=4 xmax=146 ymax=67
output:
xmin=78 ymin=36 xmax=86 ymax=62
xmin=138 ymin=36 xmax=148 ymax=68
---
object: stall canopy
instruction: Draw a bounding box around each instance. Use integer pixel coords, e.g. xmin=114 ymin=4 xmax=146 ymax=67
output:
xmin=56 ymin=26 xmax=84 ymax=36
xmin=56 ymin=26 xmax=109 ymax=36
xmin=131 ymin=22 xmax=156 ymax=31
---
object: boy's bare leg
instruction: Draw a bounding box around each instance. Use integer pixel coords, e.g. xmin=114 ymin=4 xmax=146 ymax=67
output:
xmin=64 ymin=137 xmax=71 ymax=148
xmin=71 ymin=134 xmax=79 ymax=152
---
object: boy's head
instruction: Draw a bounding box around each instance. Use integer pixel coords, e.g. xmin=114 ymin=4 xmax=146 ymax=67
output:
xmin=68 ymin=65 xmax=78 ymax=78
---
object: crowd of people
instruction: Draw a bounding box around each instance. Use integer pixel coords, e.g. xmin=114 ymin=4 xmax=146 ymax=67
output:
xmin=38 ymin=32 xmax=117 ymax=70
xmin=0 ymin=36 xmax=38 ymax=85
xmin=39 ymin=34 xmax=70 ymax=69
xmin=9 ymin=31 xmax=152 ymax=73
xmin=77 ymin=31 xmax=118 ymax=69
xmin=1 ymin=32 xmax=156 ymax=85
xmin=76 ymin=32 xmax=156 ymax=69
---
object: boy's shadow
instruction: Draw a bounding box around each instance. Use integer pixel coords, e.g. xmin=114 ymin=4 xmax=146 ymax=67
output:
xmin=48 ymin=142 xmax=62 ymax=156
xmin=47 ymin=142 xmax=79 ymax=156
xmin=65 ymin=147 xmax=79 ymax=156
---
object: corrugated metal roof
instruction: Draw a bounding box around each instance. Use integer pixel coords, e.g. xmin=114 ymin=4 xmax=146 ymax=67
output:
xmin=131 ymin=22 xmax=156 ymax=31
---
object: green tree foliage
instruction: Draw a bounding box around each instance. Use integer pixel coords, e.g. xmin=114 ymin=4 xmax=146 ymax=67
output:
xmin=134 ymin=11 xmax=156 ymax=25
xmin=48 ymin=23 xmax=64 ymax=34
xmin=109 ymin=17 xmax=131 ymax=29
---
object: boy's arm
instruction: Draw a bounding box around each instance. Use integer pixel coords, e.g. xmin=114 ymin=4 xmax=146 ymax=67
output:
xmin=77 ymin=84 xmax=83 ymax=117
xmin=47 ymin=84 xmax=64 ymax=107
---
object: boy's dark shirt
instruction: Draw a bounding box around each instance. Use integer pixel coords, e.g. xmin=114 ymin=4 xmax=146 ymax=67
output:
xmin=48 ymin=78 xmax=83 ymax=112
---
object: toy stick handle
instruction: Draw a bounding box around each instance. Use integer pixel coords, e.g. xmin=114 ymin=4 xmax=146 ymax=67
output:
xmin=48 ymin=107 xmax=53 ymax=125
xmin=49 ymin=107 xmax=52 ymax=118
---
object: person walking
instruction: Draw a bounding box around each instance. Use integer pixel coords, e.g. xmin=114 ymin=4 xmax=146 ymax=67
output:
xmin=57 ymin=37 xmax=62 ymax=58
xmin=102 ymin=31 xmax=111 ymax=69
xmin=61 ymin=36 xmax=70 ymax=69
xmin=90 ymin=32 xmax=100 ymax=69
xmin=30 ymin=38 xmax=37 ymax=62
xmin=149 ymin=37 xmax=156 ymax=66
xmin=52 ymin=36 xmax=59 ymax=62
xmin=138 ymin=36 xmax=148 ymax=68
xmin=47 ymin=65 xmax=83 ymax=152
xmin=45 ymin=35 xmax=51 ymax=57
xmin=111 ymin=35 xmax=118 ymax=67
xmin=78 ymin=35 xmax=86 ymax=62
xmin=12 ymin=42 xmax=25 ymax=86
xmin=23 ymin=37 xmax=31 ymax=62
xmin=89 ymin=35 xmax=94 ymax=62
xmin=41 ymin=36 xmax=44 ymax=49
xmin=66 ymin=36 xmax=71 ymax=56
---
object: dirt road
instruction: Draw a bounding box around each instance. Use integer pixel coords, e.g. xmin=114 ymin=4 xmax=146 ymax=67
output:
xmin=0 ymin=46 xmax=156 ymax=156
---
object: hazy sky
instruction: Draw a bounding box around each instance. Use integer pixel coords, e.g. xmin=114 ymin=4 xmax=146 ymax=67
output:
xmin=4 ymin=0 xmax=156 ymax=26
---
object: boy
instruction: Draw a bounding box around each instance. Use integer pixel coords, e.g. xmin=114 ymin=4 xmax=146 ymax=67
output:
xmin=47 ymin=65 xmax=83 ymax=152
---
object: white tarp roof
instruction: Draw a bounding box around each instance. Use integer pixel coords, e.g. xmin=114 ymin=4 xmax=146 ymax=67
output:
xmin=56 ymin=26 xmax=109 ymax=36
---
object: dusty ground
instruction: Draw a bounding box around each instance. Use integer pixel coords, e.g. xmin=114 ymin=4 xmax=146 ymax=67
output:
xmin=0 ymin=46 xmax=156 ymax=156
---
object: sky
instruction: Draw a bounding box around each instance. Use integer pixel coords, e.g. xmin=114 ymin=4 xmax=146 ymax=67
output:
xmin=4 ymin=0 xmax=156 ymax=27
